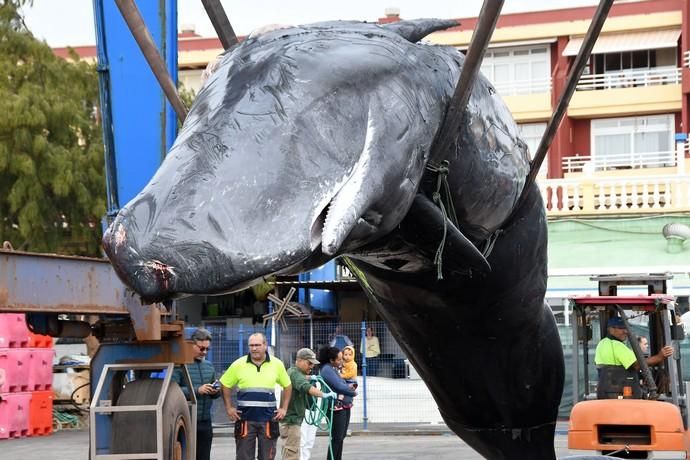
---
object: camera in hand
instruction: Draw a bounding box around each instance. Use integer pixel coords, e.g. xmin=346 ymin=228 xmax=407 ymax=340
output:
xmin=212 ymin=380 xmax=220 ymax=390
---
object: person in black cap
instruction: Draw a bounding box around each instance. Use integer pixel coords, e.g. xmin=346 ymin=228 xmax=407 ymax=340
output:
xmin=594 ymin=316 xmax=673 ymax=398
xmin=595 ymin=316 xmax=672 ymax=370
xmin=594 ymin=316 xmax=673 ymax=378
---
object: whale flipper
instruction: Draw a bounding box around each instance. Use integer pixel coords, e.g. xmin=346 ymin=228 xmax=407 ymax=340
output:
xmin=402 ymin=194 xmax=491 ymax=273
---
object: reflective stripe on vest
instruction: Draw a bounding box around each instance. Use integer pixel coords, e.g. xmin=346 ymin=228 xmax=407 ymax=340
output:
xmin=237 ymin=387 xmax=277 ymax=421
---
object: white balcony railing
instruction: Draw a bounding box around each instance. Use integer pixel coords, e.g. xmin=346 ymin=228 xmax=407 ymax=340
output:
xmin=576 ymin=67 xmax=681 ymax=91
xmin=561 ymin=151 xmax=677 ymax=173
xmin=491 ymin=77 xmax=552 ymax=96
xmin=685 ymin=51 xmax=690 ymax=68
xmin=540 ymin=174 xmax=690 ymax=216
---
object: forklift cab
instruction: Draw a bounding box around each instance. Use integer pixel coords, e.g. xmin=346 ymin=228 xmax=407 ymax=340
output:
xmin=569 ymin=275 xmax=685 ymax=408
xmin=567 ymin=275 xmax=690 ymax=457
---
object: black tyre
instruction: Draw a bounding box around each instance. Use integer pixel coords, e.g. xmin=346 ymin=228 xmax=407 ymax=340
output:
xmin=111 ymin=378 xmax=192 ymax=460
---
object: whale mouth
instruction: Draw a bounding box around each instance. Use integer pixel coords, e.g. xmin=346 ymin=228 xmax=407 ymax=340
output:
xmin=309 ymin=204 xmax=328 ymax=251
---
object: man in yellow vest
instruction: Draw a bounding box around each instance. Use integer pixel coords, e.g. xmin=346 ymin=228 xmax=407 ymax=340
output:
xmin=594 ymin=316 xmax=673 ymax=398
xmin=220 ymin=333 xmax=292 ymax=460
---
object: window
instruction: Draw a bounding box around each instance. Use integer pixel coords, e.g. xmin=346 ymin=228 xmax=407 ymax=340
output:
xmin=479 ymin=45 xmax=551 ymax=96
xmin=519 ymin=122 xmax=548 ymax=177
xmin=593 ymin=48 xmax=675 ymax=74
xmin=591 ymin=115 xmax=675 ymax=169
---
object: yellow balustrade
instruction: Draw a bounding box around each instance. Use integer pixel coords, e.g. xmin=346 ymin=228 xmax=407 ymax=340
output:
xmin=539 ymin=174 xmax=690 ymax=217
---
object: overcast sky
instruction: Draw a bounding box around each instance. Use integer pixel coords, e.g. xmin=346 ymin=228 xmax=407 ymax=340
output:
xmin=22 ymin=0 xmax=601 ymax=47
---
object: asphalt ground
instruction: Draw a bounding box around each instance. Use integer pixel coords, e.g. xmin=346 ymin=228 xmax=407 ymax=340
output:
xmin=4 ymin=423 xmax=574 ymax=459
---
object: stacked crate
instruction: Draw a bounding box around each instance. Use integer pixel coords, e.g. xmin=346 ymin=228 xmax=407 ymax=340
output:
xmin=0 ymin=313 xmax=54 ymax=439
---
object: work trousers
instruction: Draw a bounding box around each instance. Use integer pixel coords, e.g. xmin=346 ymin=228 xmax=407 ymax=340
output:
xmin=279 ymin=422 xmax=301 ymax=460
xmin=196 ymin=419 xmax=213 ymax=460
xmin=235 ymin=420 xmax=279 ymax=460
xmin=327 ymin=408 xmax=351 ymax=460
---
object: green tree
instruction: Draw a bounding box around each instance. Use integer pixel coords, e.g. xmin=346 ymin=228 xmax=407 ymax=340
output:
xmin=0 ymin=0 xmax=105 ymax=256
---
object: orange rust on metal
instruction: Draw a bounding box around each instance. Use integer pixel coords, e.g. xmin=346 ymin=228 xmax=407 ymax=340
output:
xmin=0 ymin=248 xmax=131 ymax=315
xmin=130 ymin=303 xmax=162 ymax=341
xmin=127 ymin=336 xmax=194 ymax=365
xmin=0 ymin=248 xmax=110 ymax=263
xmin=0 ymin=303 xmax=129 ymax=314
xmin=0 ymin=287 xmax=8 ymax=307
xmin=168 ymin=320 xmax=186 ymax=336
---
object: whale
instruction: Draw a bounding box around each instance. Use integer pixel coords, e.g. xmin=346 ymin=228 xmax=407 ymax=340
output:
xmin=103 ymin=19 xmax=563 ymax=459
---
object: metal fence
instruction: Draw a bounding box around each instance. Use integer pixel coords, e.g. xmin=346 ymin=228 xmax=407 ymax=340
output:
xmin=201 ymin=320 xmax=443 ymax=426
xmin=198 ymin=319 xmax=690 ymax=426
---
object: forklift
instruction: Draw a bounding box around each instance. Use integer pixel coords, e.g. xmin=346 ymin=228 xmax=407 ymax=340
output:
xmin=568 ymin=274 xmax=690 ymax=459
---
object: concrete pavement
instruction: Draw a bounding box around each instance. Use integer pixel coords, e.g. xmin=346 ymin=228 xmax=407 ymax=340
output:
xmin=3 ymin=423 xmax=574 ymax=459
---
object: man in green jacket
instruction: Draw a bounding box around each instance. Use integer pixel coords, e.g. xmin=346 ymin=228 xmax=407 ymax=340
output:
xmin=280 ymin=348 xmax=336 ymax=460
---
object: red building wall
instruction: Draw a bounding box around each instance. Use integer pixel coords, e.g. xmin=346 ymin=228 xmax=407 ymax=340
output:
xmin=571 ymin=119 xmax=591 ymax=159
xmin=549 ymin=36 xmax=573 ymax=179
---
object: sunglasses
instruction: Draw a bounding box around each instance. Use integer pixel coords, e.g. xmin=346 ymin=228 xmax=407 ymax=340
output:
xmin=195 ymin=344 xmax=210 ymax=352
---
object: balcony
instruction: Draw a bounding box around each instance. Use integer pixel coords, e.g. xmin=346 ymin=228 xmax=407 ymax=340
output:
xmin=492 ymin=77 xmax=551 ymax=96
xmin=496 ymin=77 xmax=552 ymax=122
xmin=569 ymin=74 xmax=681 ymax=118
xmin=540 ymin=174 xmax=690 ymax=216
xmin=576 ymin=67 xmax=681 ymax=91
xmin=562 ymin=151 xmax=676 ymax=173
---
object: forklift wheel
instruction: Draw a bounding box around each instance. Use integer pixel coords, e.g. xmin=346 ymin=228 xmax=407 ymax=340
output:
xmin=111 ymin=378 xmax=191 ymax=460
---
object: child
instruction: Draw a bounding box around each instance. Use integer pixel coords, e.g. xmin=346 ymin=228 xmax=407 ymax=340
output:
xmin=341 ymin=345 xmax=358 ymax=381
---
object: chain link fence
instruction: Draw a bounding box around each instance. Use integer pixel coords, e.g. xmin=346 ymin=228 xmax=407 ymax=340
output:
xmin=196 ymin=317 xmax=690 ymax=426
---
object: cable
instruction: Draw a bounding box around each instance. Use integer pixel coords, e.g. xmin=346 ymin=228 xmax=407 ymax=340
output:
xmin=69 ymin=381 xmax=91 ymax=413
xmin=303 ymin=376 xmax=336 ymax=460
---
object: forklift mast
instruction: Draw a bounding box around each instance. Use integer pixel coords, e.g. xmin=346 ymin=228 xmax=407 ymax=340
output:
xmin=594 ymin=273 xmax=671 ymax=296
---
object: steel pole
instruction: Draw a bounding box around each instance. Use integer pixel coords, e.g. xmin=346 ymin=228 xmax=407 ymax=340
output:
xmin=361 ymin=320 xmax=368 ymax=430
xmin=200 ymin=0 xmax=238 ymax=50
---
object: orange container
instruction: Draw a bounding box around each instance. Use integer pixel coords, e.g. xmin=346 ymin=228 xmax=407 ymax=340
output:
xmin=27 ymin=332 xmax=53 ymax=349
xmin=29 ymin=391 xmax=53 ymax=436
